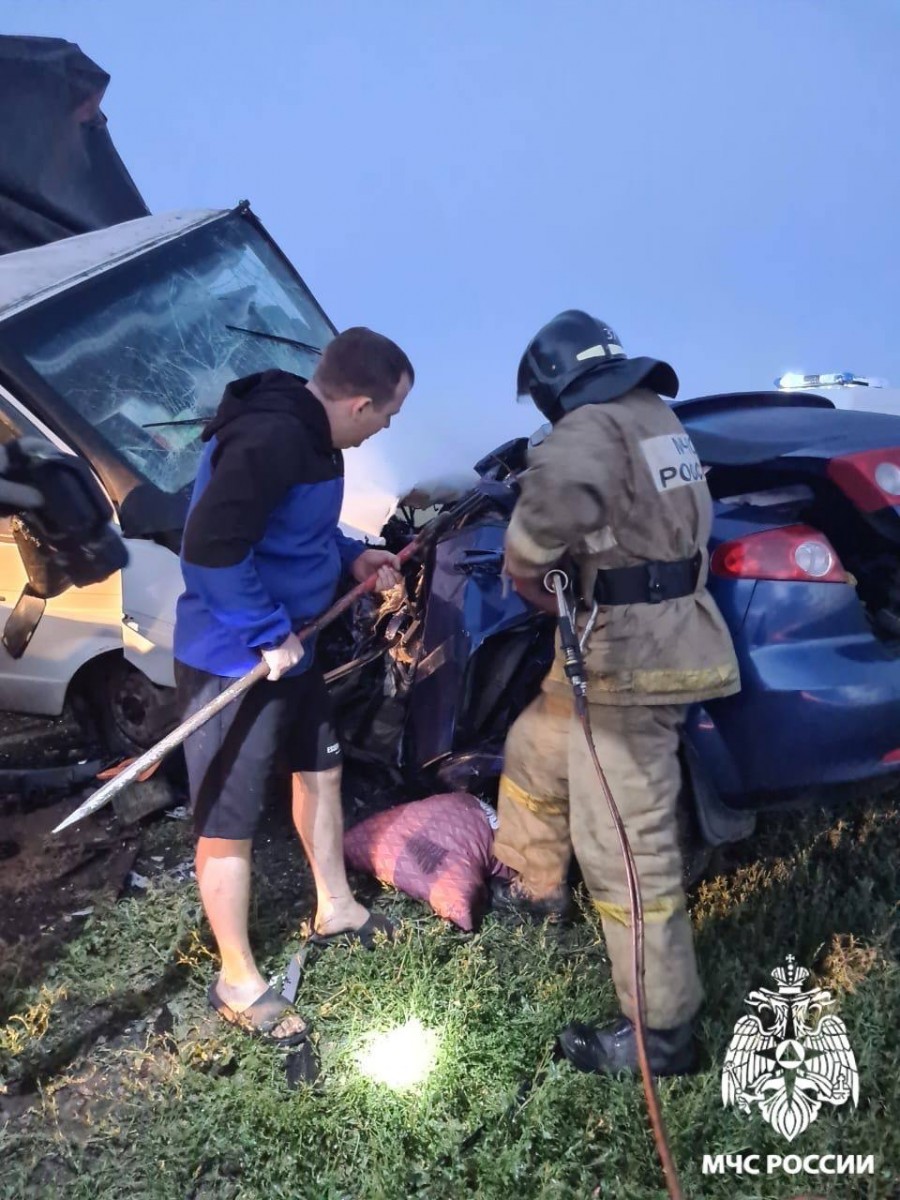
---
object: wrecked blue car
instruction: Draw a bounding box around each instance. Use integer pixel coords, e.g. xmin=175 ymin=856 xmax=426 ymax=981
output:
xmin=331 ymin=390 xmax=900 ymax=854
xmin=3 ymin=201 xmax=900 ymax=858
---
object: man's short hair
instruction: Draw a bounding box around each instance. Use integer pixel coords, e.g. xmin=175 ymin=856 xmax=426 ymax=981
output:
xmin=314 ymin=327 xmax=414 ymax=406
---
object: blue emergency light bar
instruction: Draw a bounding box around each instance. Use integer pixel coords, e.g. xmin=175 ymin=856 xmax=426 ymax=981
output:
xmin=775 ymin=372 xmax=883 ymax=390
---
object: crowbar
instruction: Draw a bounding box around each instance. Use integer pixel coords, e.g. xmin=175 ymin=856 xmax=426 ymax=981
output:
xmin=51 ymin=492 xmax=484 ymax=835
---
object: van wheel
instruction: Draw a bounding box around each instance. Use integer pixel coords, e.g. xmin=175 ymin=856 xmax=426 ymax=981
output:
xmin=86 ymin=656 xmax=177 ymax=758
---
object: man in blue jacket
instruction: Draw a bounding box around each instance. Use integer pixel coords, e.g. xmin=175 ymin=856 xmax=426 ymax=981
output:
xmin=174 ymin=326 xmax=413 ymax=1044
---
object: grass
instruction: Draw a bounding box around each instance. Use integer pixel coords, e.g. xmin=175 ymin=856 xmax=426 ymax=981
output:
xmin=1 ymin=793 xmax=898 ymax=1200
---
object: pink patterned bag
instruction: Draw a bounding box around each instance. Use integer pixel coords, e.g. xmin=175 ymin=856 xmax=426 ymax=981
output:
xmin=343 ymin=792 xmax=513 ymax=932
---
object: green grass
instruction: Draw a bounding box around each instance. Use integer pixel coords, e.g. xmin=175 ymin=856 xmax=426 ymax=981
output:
xmin=1 ymin=794 xmax=898 ymax=1200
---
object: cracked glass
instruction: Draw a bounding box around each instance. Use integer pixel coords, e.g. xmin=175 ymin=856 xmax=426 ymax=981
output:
xmin=13 ymin=213 xmax=333 ymax=494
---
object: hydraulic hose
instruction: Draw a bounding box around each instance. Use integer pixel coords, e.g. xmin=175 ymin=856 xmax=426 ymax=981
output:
xmin=545 ymin=570 xmax=818 ymax=1200
xmin=543 ymin=569 xmax=684 ymax=1200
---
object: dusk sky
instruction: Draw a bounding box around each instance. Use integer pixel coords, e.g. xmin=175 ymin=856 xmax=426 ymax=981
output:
xmin=3 ymin=0 xmax=898 ymax=515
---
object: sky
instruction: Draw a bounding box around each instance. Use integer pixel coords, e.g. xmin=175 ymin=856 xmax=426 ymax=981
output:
xmin=2 ymin=0 xmax=899 ymax=512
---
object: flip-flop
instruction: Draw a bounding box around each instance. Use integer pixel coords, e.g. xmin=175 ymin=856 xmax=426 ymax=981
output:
xmin=281 ymin=913 xmax=396 ymax=1005
xmin=307 ymin=912 xmax=396 ymax=950
xmin=208 ymin=980 xmax=309 ymax=1046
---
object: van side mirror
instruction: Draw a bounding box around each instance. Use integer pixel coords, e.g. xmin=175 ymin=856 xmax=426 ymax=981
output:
xmin=0 ymin=443 xmax=130 ymax=659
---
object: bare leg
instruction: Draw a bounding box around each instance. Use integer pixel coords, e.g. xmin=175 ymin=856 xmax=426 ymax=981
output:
xmin=291 ymin=768 xmax=369 ymax=935
xmin=196 ymin=836 xmax=305 ymax=1036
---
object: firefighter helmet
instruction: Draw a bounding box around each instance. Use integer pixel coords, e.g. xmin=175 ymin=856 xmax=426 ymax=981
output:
xmin=516 ymin=310 xmax=679 ymax=423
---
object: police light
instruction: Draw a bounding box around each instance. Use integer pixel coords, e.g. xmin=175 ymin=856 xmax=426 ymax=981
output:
xmin=775 ymin=372 xmax=885 ymax=391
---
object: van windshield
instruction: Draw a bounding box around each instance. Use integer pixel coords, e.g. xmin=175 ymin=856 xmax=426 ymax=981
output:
xmin=12 ymin=213 xmax=333 ymax=495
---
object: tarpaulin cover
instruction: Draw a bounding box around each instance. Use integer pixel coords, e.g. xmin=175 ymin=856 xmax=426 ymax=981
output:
xmin=0 ymin=35 xmax=148 ymax=254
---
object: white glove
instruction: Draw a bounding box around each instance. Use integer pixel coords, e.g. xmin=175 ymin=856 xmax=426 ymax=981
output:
xmin=262 ymin=632 xmax=305 ymax=682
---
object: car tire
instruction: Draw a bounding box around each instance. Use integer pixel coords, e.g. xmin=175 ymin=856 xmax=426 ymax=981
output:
xmin=85 ymin=655 xmax=178 ymax=759
xmin=677 ymin=796 xmax=713 ymax=889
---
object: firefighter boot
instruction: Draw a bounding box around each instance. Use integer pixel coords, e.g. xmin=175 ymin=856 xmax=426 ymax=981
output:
xmin=557 ymin=1015 xmax=698 ymax=1077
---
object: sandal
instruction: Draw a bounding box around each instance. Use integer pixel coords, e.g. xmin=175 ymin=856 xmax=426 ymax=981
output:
xmin=308 ymin=912 xmax=395 ymax=950
xmin=208 ymin=980 xmax=309 ymax=1046
xmin=281 ymin=913 xmax=395 ymax=1005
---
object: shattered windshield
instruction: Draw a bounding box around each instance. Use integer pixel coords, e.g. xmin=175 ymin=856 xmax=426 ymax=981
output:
xmin=11 ymin=213 xmax=333 ymax=494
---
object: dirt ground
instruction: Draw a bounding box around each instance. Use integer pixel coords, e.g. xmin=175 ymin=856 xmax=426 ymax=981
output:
xmin=0 ymin=706 xmax=168 ymax=1024
xmin=0 ymin=703 xmax=398 ymax=1022
xmin=0 ymin=702 xmax=396 ymax=1160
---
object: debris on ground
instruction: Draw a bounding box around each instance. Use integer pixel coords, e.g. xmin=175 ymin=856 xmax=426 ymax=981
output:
xmin=0 ymin=791 xmax=138 ymax=951
xmin=0 ymin=705 xmax=193 ymax=1017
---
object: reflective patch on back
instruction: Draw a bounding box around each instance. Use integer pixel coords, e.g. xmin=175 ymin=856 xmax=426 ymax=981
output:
xmin=640 ymin=433 xmax=704 ymax=493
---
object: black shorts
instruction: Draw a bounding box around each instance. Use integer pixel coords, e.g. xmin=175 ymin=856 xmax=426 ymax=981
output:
xmin=175 ymin=660 xmax=343 ymax=840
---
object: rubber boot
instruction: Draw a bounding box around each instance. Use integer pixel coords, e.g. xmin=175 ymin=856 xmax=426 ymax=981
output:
xmin=558 ymin=1014 xmax=698 ymax=1077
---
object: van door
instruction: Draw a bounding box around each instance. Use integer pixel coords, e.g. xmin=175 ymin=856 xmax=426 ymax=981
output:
xmin=0 ymin=386 xmax=125 ymax=716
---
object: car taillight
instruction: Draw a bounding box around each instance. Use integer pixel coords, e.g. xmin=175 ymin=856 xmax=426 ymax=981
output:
xmin=827 ymin=447 xmax=900 ymax=512
xmin=711 ymin=525 xmax=846 ymax=583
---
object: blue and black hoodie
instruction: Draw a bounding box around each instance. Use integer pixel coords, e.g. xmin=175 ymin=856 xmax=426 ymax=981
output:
xmin=174 ymin=370 xmax=366 ymax=678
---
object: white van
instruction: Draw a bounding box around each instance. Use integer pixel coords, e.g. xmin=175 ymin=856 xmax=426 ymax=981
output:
xmin=0 ymin=204 xmax=398 ymax=754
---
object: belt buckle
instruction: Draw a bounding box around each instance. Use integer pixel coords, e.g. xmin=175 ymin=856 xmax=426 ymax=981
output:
xmin=646 ymin=562 xmax=665 ymax=604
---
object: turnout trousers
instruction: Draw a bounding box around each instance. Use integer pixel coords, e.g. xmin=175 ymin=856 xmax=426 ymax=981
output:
xmin=493 ymin=681 xmax=704 ymax=1030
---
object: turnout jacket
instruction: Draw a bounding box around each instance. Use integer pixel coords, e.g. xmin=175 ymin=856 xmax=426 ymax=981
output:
xmin=504 ymin=387 xmax=740 ymax=706
xmin=174 ymin=370 xmax=366 ymax=678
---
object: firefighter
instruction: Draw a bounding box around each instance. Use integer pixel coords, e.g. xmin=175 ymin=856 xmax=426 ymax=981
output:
xmin=491 ymin=310 xmax=740 ymax=1076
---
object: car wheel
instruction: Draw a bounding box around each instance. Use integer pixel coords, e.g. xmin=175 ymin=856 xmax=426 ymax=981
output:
xmin=86 ymin=655 xmax=178 ymax=758
xmin=677 ymin=797 xmax=713 ymax=889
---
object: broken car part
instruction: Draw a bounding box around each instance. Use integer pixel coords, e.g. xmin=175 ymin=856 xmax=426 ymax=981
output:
xmin=0 ymin=438 xmax=129 ymax=658
xmin=52 ymin=492 xmax=485 ymax=834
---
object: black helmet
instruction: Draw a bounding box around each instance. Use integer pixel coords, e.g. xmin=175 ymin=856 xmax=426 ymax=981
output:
xmin=516 ymin=310 xmax=679 ymax=424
